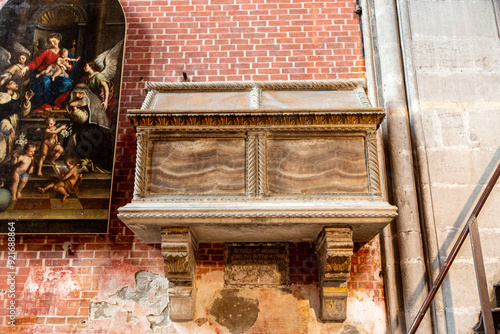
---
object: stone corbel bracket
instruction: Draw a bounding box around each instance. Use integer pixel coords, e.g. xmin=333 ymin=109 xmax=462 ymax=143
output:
xmin=161 ymin=227 xmax=198 ymax=322
xmin=316 ymin=227 xmax=354 ymax=322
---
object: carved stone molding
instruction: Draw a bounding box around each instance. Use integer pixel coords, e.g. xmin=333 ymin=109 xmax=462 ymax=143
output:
xmin=133 ymin=130 xmax=148 ymax=200
xmin=128 ymin=111 xmax=386 ymax=130
xmin=250 ymin=86 xmax=261 ymax=109
xmin=366 ymin=131 xmax=381 ymax=196
xmin=121 ymin=208 xmax=398 ymax=220
xmin=257 ymin=132 xmax=266 ymax=197
xmin=316 ymin=227 xmax=354 ymax=322
xmin=167 ymin=284 xmax=194 ymax=323
xmin=161 ymin=227 xmax=198 ymax=322
xmin=141 ymin=90 xmax=158 ymax=110
xmin=246 ymin=133 xmax=258 ymax=197
xmin=145 ymin=79 xmax=366 ymax=93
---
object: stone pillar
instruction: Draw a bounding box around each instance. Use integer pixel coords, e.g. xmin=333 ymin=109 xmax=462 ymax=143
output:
xmin=316 ymin=227 xmax=354 ymax=322
xmin=371 ymin=0 xmax=432 ymax=331
xmin=161 ymin=227 xmax=198 ymax=322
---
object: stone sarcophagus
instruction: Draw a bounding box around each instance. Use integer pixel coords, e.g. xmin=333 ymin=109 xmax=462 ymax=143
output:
xmin=118 ymin=80 xmax=397 ymax=322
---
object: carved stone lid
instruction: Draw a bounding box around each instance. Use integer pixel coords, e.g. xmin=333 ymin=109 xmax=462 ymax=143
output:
xmin=138 ymin=79 xmax=371 ymax=111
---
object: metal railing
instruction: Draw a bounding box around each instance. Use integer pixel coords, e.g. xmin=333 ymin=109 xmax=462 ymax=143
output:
xmin=408 ymin=162 xmax=500 ymax=334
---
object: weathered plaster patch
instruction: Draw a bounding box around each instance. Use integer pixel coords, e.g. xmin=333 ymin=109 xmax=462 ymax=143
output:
xmin=126 ymin=311 xmax=139 ymax=325
xmin=94 ymin=261 xmax=160 ymax=301
xmin=90 ymin=270 xmax=170 ymax=333
xmin=18 ymin=267 xmax=81 ymax=317
xmin=188 ymin=270 xmax=372 ymax=334
xmin=147 ymin=306 xmax=170 ymax=331
xmin=194 ymin=317 xmax=208 ymax=327
xmin=209 ymin=289 xmax=260 ymax=334
xmin=346 ymin=295 xmax=386 ymax=334
xmin=248 ymin=285 xmax=355 ymax=334
xmin=23 ymin=267 xmax=80 ymax=295
xmin=91 ymin=301 xmax=123 ymax=320
xmin=194 ymin=270 xmax=225 ymax=318
xmin=340 ymin=323 xmax=364 ymax=333
xmin=171 ymin=265 xmax=383 ymax=334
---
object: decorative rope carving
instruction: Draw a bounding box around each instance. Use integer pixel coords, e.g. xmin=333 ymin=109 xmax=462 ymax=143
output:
xmin=257 ymin=132 xmax=266 ymax=197
xmin=250 ymin=86 xmax=261 ymax=109
xmin=354 ymin=85 xmax=372 ymax=108
xmin=118 ymin=211 xmax=398 ymax=219
xmin=144 ymin=79 xmax=366 ymax=94
xmin=246 ymin=134 xmax=257 ymax=197
xmin=366 ymin=131 xmax=381 ymax=195
xmin=133 ymin=131 xmax=147 ymax=199
xmin=141 ymin=90 xmax=158 ymax=109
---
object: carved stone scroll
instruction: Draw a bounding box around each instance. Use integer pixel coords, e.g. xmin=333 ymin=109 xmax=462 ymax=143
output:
xmin=316 ymin=227 xmax=353 ymax=322
xmin=161 ymin=227 xmax=198 ymax=322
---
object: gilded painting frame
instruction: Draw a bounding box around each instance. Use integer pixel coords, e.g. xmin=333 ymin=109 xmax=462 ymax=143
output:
xmin=0 ymin=0 xmax=126 ymax=234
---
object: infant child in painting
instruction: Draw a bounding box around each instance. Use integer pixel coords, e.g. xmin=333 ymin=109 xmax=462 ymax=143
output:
xmin=11 ymin=143 xmax=36 ymax=201
xmin=37 ymin=156 xmax=81 ymax=203
xmin=36 ymin=48 xmax=80 ymax=81
xmin=37 ymin=117 xmax=66 ymax=176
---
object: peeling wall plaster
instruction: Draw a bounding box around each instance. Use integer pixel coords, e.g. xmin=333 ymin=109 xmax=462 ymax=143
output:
xmin=19 ymin=262 xmax=385 ymax=333
xmin=89 ymin=271 xmax=170 ymax=332
xmin=18 ymin=267 xmax=82 ymax=317
xmin=165 ymin=269 xmax=384 ymax=334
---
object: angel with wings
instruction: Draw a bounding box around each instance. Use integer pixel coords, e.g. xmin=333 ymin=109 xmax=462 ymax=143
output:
xmin=79 ymin=40 xmax=122 ymax=121
xmin=0 ymin=42 xmax=32 ymax=91
xmin=64 ymin=40 xmax=123 ymax=171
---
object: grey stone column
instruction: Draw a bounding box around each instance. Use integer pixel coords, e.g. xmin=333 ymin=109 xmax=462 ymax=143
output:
xmin=395 ymin=1 xmax=446 ymax=332
xmin=361 ymin=0 xmax=406 ymax=332
xmin=370 ymin=0 xmax=433 ymax=332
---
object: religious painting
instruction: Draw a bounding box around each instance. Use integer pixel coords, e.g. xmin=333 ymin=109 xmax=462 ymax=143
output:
xmin=0 ymin=0 xmax=125 ymax=234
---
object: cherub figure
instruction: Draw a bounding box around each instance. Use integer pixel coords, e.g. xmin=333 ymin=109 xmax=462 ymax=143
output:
xmin=36 ymin=117 xmax=66 ymax=176
xmin=35 ymin=48 xmax=80 ymax=82
xmin=37 ymin=156 xmax=82 ymax=203
xmin=11 ymin=143 xmax=36 ymax=201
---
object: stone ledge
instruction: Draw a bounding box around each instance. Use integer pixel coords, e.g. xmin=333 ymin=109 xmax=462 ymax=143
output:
xmin=118 ymin=200 xmax=397 ymax=243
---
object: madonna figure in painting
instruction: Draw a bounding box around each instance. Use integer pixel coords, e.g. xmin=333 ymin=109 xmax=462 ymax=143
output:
xmin=21 ymin=33 xmax=74 ymax=111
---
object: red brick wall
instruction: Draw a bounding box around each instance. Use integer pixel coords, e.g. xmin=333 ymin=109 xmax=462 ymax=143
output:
xmin=119 ymin=0 xmax=365 ymax=109
xmin=190 ymin=241 xmax=385 ymax=299
xmin=0 ymin=0 xmax=371 ymax=332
